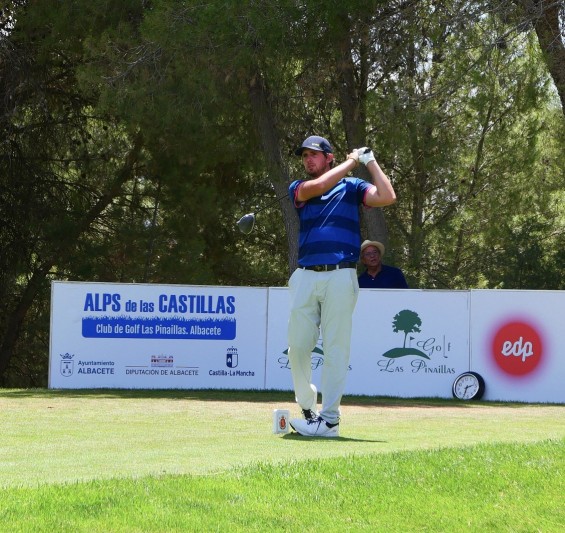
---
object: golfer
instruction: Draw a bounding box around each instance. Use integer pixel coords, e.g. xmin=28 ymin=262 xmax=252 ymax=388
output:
xmin=288 ymin=135 xmax=396 ymax=437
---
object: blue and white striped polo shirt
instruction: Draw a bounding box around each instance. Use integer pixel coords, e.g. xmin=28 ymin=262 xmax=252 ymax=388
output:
xmin=289 ymin=177 xmax=372 ymax=267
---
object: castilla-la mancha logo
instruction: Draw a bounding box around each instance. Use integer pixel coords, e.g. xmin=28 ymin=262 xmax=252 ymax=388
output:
xmin=491 ymin=320 xmax=543 ymax=376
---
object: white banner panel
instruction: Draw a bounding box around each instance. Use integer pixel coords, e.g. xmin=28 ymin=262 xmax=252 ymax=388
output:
xmin=470 ymin=290 xmax=565 ymax=403
xmin=349 ymin=290 xmax=470 ymax=398
xmin=265 ymin=289 xmax=471 ymax=399
xmin=49 ymin=282 xmax=564 ymax=403
xmin=264 ymin=288 xmax=307 ymax=392
xmin=49 ymin=282 xmax=268 ymax=389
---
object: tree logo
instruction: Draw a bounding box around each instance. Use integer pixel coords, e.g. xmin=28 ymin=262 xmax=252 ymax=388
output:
xmin=383 ymin=310 xmax=429 ymax=359
xmin=378 ymin=310 xmax=454 ymax=375
xmin=491 ymin=320 xmax=543 ymax=376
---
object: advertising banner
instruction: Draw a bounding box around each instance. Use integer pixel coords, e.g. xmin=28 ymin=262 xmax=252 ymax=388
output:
xmin=265 ymin=289 xmax=471 ymax=399
xmin=49 ymin=281 xmax=268 ymax=389
xmin=349 ymin=290 xmax=470 ymax=398
xmin=469 ymin=290 xmax=565 ymax=403
xmin=49 ymin=282 xmax=564 ymax=403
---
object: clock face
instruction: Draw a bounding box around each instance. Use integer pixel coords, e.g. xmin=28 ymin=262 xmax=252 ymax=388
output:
xmin=452 ymin=372 xmax=485 ymax=400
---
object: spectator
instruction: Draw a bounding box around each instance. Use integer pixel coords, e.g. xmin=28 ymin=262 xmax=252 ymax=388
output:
xmin=358 ymin=240 xmax=408 ymax=288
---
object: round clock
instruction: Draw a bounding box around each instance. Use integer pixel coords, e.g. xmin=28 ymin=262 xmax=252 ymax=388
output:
xmin=452 ymin=371 xmax=485 ymax=400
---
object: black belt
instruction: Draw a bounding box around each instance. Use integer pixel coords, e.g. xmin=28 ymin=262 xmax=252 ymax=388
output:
xmin=302 ymin=262 xmax=357 ymax=272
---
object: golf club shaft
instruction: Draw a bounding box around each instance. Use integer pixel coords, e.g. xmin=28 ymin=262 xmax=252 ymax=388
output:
xmin=253 ymin=193 xmax=288 ymax=214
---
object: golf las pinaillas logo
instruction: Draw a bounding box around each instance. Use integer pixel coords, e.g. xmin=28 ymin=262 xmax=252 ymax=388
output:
xmin=60 ymin=353 xmax=74 ymax=377
xmin=278 ymin=340 xmax=324 ymax=371
xmin=490 ymin=319 xmax=543 ymax=377
xmin=379 ymin=309 xmax=455 ymax=374
xmin=277 ymin=339 xmax=351 ymax=372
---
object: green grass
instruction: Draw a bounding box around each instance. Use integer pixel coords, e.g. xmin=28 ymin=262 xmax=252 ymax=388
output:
xmin=0 ymin=389 xmax=564 ymax=532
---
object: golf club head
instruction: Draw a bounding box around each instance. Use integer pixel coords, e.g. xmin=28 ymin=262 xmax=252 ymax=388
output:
xmin=237 ymin=213 xmax=256 ymax=234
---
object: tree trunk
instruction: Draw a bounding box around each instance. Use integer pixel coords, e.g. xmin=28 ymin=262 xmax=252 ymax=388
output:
xmin=516 ymin=0 xmax=565 ymax=113
xmin=247 ymin=69 xmax=299 ymax=275
xmin=333 ymin=13 xmax=389 ymax=245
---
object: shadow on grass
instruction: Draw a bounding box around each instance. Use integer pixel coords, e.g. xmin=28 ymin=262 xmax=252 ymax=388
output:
xmin=1 ymin=388 xmax=558 ymax=408
xmin=282 ymin=433 xmax=387 ymax=443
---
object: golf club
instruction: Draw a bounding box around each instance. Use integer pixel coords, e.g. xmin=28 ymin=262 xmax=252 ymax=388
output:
xmin=236 ymin=193 xmax=289 ymax=234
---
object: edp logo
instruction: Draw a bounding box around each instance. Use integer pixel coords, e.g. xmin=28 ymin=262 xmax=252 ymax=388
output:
xmin=501 ymin=336 xmax=533 ymax=362
xmin=491 ymin=321 xmax=543 ymax=376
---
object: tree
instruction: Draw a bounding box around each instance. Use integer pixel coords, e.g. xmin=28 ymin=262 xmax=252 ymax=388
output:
xmin=362 ymin=1 xmax=563 ymax=288
xmin=1 ymin=1 xmax=563 ymax=386
xmin=0 ymin=1 xmax=147 ymax=383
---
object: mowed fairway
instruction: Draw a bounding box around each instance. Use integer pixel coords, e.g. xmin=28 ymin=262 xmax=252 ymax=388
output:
xmin=1 ymin=389 xmax=564 ymax=488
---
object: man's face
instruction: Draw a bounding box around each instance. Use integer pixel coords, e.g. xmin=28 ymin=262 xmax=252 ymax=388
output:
xmin=361 ymin=246 xmax=381 ymax=267
xmin=301 ymin=149 xmax=333 ymax=177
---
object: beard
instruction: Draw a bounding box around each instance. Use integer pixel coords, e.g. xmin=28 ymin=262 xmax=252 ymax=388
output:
xmin=306 ymin=166 xmax=324 ymax=178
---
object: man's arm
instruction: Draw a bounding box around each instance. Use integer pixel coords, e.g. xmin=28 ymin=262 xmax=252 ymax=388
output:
xmin=363 ymin=159 xmax=396 ymax=207
xmin=296 ymin=152 xmax=359 ymax=202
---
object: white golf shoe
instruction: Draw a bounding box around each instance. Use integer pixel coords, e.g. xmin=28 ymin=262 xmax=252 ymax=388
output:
xmin=290 ymin=416 xmax=339 ymax=437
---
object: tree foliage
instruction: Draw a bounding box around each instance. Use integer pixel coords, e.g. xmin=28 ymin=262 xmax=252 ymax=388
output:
xmin=0 ymin=0 xmax=563 ymax=385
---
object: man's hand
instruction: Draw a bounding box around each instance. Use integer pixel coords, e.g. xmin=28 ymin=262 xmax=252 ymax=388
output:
xmin=357 ymin=147 xmax=376 ymax=166
xmin=347 ymin=149 xmax=359 ymax=167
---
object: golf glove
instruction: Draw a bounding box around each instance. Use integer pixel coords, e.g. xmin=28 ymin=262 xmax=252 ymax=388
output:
xmin=358 ymin=147 xmax=376 ymax=166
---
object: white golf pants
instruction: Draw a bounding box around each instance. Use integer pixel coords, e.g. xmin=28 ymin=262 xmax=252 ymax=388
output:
xmin=287 ymin=267 xmax=359 ymax=424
